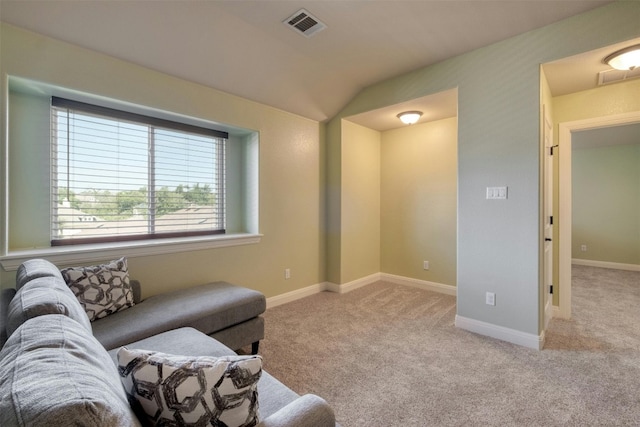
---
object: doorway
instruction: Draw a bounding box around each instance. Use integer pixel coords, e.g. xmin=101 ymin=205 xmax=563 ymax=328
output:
xmin=557 ymin=111 xmax=640 ymax=319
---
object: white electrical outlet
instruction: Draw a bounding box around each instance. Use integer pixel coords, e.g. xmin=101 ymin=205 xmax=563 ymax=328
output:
xmin=284 ymin=268 xmax=291 ymax=279
xmin=423 ymin=260 xmax=429 ymax=270
xmin=581 ymin=244 xmax=587 ymax=252
xmin=486 ymin=292 xmax=496 ymax=306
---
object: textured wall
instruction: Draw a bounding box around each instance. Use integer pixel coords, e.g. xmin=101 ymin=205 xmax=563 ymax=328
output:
xmin=340 ymin=121 xmax=381 ymax=283
xmin=328 ymin=2 xmax=640 ymax=336
xmin=0 ymin=23 xmax=324 ymax=299
xmin=381 ymin=117 xmax=457 ymax=286
xmin=552 ymin=78 xmax=640 ymax=298
xmin=572 ymin=143 xmax=640 ymax=265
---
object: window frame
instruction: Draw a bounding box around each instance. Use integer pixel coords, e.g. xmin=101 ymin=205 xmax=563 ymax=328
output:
xmin=50 ymin=97 xmax=229 ymax=246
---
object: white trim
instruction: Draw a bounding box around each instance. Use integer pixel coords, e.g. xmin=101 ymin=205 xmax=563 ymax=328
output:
xmin=572 ymin=259 xmax=640 ymax=272
xmin=0 ymin=233 xmax=262 ymax=271
xmin=380 ymin=273 xmax=456 ymax=296
xmin=544 ymin=296 xmax=553 ymax=330
xmin=559 ymin=111 xmax=640 ymax=320
xmin=266 ymin=274 xmax=384 ymax=309
xmin=266 ymin=273 xmax=455 ymax=310
xmin=325 ymin=273 xmax=381 ymax=294
xmin=558 ymin=121 xmax=572 ymax=320
xmin=455 ymin=315 xmax=545 ymax=350
xmin=266 ymin=282 xmax=328 ymax=309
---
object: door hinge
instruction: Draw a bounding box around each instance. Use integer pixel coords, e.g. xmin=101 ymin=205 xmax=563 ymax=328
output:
xmin=550 ymin=145 xmax=559 ymax=155
xmin=550 ymin=285 xmax=554 ymax=294
xmin=550 ymin=215 xmax=553 ymax=225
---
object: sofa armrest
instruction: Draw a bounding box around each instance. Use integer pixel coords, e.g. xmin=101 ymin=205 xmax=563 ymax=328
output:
xmin=257 ymin=394 xmax=336 ymax=427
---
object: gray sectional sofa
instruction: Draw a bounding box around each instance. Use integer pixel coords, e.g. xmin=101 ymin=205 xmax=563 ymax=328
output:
xmin=0 ymin=258 xmax=337 ymax=427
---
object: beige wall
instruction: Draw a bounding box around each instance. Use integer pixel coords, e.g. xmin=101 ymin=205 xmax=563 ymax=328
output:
xmin=332 ymin=117 xmax=458 ymax=286
xmin=553 ymin=80 xmax=640 ymax=124
xmin=572 ymin=143 xmax=640 ymax=265
xmin=381 ymin=117 xmax=457 ymax=286
xmin=340 ymin=121 xmax=381 ymax=283
xmin=0 ymin=23 xmax=324 ymax=299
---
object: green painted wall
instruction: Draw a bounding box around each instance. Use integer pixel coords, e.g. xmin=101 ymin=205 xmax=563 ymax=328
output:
xmin=572 ymin=143 xmax=640 ymax=265
xmin=327 ymin=2 xmax=640 ymax=336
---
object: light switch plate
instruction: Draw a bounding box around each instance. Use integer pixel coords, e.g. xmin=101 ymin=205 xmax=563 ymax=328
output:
xmin=486 ymin=186 xmax=508 ymax=200
xmin=486 ymin=292 xmax=496 ymax=306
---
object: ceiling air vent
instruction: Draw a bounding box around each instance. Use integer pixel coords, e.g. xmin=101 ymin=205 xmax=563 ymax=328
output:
xmin=597 ymin=67 xmax=640 ymax=86
xmin=284 ymin=9 xmax=327 ymax=38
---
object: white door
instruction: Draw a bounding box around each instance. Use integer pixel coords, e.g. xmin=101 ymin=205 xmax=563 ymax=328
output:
xmin=543 ymin=106 xmax=554 ymax=329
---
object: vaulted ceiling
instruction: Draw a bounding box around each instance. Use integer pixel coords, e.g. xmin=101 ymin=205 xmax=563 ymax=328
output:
xmin=0 ymin=0 xmax=618 ymax=123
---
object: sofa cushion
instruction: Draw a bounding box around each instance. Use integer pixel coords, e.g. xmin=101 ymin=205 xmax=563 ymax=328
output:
xmin=16 ymin=258 xmax=63 ymax=290
xmin=0 ymin=314 xmax=140 ymax=427
xmin=107 ymin=327 xmax=238 ymax=361
xmin=93 ymin=281 xmax=265 ymax=350
xmin=61 ymin=257 xmax=135 ymax=321
xmin=107 ymin=328 xmax=303 ymax=421
xmin=6 ymin=276 xmax=92 ymax=337
xmin=0 ymin=288 xmax=17 ymax=348
xmin=118 ymin=347 xmax=262 ymax=427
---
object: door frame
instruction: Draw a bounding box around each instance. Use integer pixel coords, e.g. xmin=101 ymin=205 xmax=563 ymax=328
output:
xmin=557 ymin=110 xmax=640 ymax=319
xmin=543 ymin=106 xmax=554 ymax=329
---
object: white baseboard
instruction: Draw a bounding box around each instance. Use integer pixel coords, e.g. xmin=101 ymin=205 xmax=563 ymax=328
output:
xmin=380 ymin=273 xmax=456 ymax=296
xmin=266 ymin=283 xmax=327 ymax=309
xmin=267 ymin=272 xmax=454 ymax=309
xmin=326 ymin=273 xmax=381 ymax=294
xmin=572 ymin=259 xmax=640 ymax=272
xmin=455 ymin=315 xmax=544 ymax=350
xmin=267 ymin=273 xmax=383 ymax=308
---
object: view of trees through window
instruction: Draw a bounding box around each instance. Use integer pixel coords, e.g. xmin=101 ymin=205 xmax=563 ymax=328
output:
xmin=59 ymin=183 xmax=217 ymax=221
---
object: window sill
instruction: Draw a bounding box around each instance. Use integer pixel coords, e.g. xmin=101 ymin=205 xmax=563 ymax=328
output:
xmin=0 ymin=233 xmax=262 ymax=271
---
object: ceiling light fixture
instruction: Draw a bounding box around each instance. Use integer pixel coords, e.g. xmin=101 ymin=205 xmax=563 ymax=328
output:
xmin=603 ymin=44 xmax=640 ymax=71
xmin=397 ymin=111 xmax=423 ymax=125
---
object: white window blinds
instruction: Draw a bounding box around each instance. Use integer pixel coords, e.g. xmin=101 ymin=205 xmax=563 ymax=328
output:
xmin=51 ymin=97 xmax=227 ymax=245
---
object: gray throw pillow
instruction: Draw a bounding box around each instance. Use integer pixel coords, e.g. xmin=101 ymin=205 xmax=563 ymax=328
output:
xmin=117 ymin=347 xmax=262 ymax=427
xmin=61 ymin=257 xmax=135 ymax=321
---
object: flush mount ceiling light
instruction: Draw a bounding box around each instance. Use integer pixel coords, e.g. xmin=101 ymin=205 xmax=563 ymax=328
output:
xmin=397 ymin=111 xmax=423 ymax=125
xmin=604 ymin=44 xmax=640 ymax=71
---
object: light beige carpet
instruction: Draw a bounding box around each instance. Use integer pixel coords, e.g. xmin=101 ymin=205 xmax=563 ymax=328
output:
xmin=256 ymin=266 xmax=640 ymax=426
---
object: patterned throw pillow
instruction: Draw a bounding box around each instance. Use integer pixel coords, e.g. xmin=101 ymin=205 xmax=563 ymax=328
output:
xmin=117 ymin=348 xmax=262 ymax=427
xmin=61 ymin=257 xmax=134 ymax=321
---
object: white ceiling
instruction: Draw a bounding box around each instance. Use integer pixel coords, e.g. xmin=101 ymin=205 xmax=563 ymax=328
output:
xmin=0 ymin=0 xmax=618 ymax=126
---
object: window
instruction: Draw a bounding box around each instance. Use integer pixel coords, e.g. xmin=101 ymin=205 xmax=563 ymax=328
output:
xmin=51 ymin=97 xmax=228 ymax=245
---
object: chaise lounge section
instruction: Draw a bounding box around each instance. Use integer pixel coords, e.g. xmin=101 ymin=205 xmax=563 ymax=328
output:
xmin=0 ymin=258 xmax=337 ymax=426
xmin=12 ymin=258 xmax=267 ymax=353
xmin=92 ymin=281 xmax=266 ymax=354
